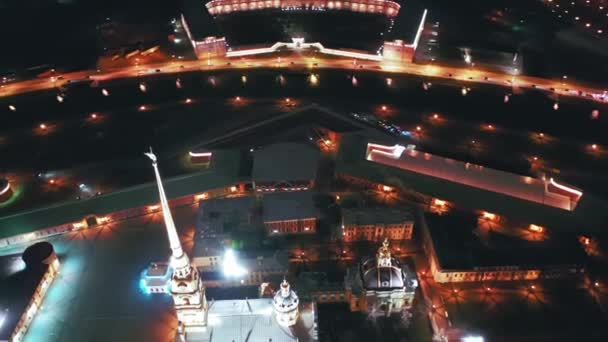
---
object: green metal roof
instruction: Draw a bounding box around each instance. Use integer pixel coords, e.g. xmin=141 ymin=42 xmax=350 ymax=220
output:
xmin=0 ymin=149 xmax=243 ymax=240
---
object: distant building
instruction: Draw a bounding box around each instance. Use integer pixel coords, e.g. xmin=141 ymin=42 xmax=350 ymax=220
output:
xmin=188 ymin=151 xmax=213 ymax=165
xmin=421 ymin=212 xmax=586 ymax=283
xmin=192 ymin=196 xmax=256 ymax=270
xmin=240 ymin=250 xmax=289 ymax=286
xmin=383 ymin=40 xmax=416 ymax=63
xmin=252 ymin=143 xmax=320 ymax=192
xmin=192 ymin=36 xmax=228 ymax=59
xmin=0 ymin=242 xmax=60 ymax=342
xmin=262 ymin=191 xmax=319 ymax=234
xmin=140 ymin=262 xmax=171 ymax=294
xmin=345 ymin=239 xmax=417 ymax=317
xmin=341 ymin=207 xmax=414 ymax=242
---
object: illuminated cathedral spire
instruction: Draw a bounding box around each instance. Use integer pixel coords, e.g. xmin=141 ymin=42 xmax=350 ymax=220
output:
xmin=145 ymin=148 xmax=208 ymax=332
xmin=145 ymin=148 xmax=190 ymax=277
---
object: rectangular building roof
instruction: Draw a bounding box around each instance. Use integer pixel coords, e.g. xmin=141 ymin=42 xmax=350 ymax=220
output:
xmin=336 ymin=133 xmax=608 ymax=235
xmin=197 ymin=196 xmax=256 ymax=237
xmin=252 ymin=143 xmax=320 ymax=183
xmin=262 ymin=191 xmax=319 ymax=222
xmin=424 ymin=212 xmax=587 ymax=271
xmin=342 ymin=207 xmax=413 ymax=227
xmin=187 ymin=299 xmax=317 ymax=342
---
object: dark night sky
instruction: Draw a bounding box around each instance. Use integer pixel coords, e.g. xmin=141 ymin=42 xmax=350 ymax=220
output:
xmin=0 ymin=0 xmax=176 ymax=70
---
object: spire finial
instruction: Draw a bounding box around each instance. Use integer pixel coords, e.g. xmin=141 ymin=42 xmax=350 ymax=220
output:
xmin=144 ymin=146 xmax=157 ymax=163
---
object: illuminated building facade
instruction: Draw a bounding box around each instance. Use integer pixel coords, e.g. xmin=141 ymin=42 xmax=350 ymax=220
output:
xmin=0 ymin=242 xmax=60 ymax=342
xmin=145 ymin=150 xmax=208 ymax=333
xmin=203 ymin=0 xmax=401 ymax=51
xmin=421 ymin=213 xmax=586 ymax=284
xmin=341 ymin=207 xmax=414 ymax=242
xmin=345 ymin=239 xmax=418 ymax=317
xmin=262 ymin=191 xmax=319 ymax=234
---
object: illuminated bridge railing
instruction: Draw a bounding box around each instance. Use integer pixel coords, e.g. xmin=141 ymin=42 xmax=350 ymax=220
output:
xmin=205 ymin=0 xmax=401 ymax=17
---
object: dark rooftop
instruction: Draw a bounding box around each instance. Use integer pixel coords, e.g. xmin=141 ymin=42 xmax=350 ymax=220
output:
xmin=252 ymin=142 xmax=320 ymax=183
xmin=262 ymin=191 xmax=319 ymax=222
xmin=342 ymin=207 xmax=414 ymax=227
xmin=424 ymin=212 xmax=587 ymax=270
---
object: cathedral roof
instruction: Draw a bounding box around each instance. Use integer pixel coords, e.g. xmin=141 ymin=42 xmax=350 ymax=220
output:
xmin=360 ymin=257 xmax=406 ymax=290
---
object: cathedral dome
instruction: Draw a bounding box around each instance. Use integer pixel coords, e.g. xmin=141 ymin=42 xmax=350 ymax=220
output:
xmin=360 ymin=239 xmax=407 ymax=290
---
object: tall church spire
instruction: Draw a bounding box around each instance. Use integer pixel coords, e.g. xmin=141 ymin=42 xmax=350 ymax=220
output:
xmin=145 ymin=148 xmax=190 ymax=276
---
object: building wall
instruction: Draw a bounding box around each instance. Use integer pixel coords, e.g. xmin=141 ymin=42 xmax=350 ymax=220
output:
xmin=383 ymin=40 xmax=415 ymax=63
xmin=254 ymin=180 xmax=313 ymax=192
xmin=265 ymin=218 xmax=317 ymax=234
xmin=343 ymin=221 xmax=413 ymax=242
xmin=420 ymin=213 xmax=584 ymax=283
xmin=193 ymin=37 xmax=228 ymax=59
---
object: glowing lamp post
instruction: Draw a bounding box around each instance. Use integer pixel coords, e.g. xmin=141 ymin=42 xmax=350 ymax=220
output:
xmin=309 ymin=74 xmax=318 ymax=86
xmin=139 ymin=82 xmax=147 ymax=93
xmin=461 ymin=87 xmax=468 ymax=96
xmin=8 ymin=105 xmax=16 ymax=112
xmin=101 ymin=88 xmax=110 ymax=96
xmin=241 ymin=75 xmax=247 ymax=84
xmin=386 ymin=78 xmax=392 ymax=86
xmin=56 ymin=94 xmax=64 ymax=103
xmin=175 ymin=78 xmax=182 ymax=89
xmin=591 ymin=109 xmax=599 ymax=119
xmin=553 ymin=102 xmax=559 ymax=111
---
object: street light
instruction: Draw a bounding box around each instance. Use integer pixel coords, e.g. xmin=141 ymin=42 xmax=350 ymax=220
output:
xmin=8 ymin=105 xmax=16 ymax=112
xmin=101 ymin=88 xmax=110 ymax=96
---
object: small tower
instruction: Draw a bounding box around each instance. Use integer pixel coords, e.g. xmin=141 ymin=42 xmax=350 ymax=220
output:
xmin=273 ymin=279 xmax=299 ymax=327
xmin=145 ymin=149 xmax=208 ymax=332
xmin=377 ymin=238 xmax=392 ymax=268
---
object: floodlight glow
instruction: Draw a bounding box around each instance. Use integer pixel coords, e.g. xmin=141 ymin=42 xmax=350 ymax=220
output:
xmin=223 ymin=249 xmax=247 ymax=277
xmin=462 ymin=336 xmax=484 ymax=342
xmin=0 ymin=309 xmax=6 ymax=329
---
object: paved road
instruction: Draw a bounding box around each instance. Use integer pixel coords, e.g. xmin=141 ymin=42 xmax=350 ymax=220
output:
xmin=1 ymin=52 xmax=606 ymax=106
